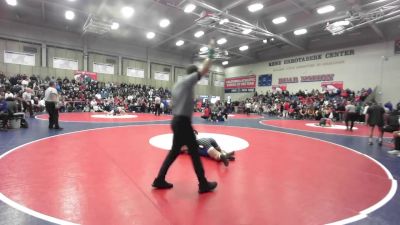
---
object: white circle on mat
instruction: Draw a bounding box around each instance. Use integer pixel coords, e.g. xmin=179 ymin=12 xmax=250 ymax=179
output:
xmin=149 ymin=133 xmax=249 ymax=152
xmin=305 ymin=123 xmax=358 ymax=130
xmin=91 ymin=114 xmax=138 ymax=119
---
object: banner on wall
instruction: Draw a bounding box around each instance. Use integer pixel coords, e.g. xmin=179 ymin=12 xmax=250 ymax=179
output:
xmin=4 ymin=51 xmax=35 ymax=66
xmin=127 ymin=67 xmax=145 ymax=78
xmin=395 ymin=39 xmax=400 ymax=54
xmin=278 ymin=74 xmax=334 ymax=84
xmin=93 ymin=62 xmax=114 ymax=75
xmin=154 ymin=71 xmax=170 ymax=81
xmin=53 ymin=57 xmax=78 ymax=70
xmin=74 ymin=70 xmax=97 ymax=81
xmin=268 ymin=49 xmax=355 ymax=67
xmin=258 ymin=74 xmax=272 ymax=86
xmin=224 ymin=74 xmax=256 ymax=93
xmin=214 ymin=74 xmax=225 ymax=87
xmin=198 ymin=77 xmax=209 ymax=85
xmin=272 ymin=85 xmax=287 ymax=91
xmin=321 ymin=81 xmax=343 ymax=91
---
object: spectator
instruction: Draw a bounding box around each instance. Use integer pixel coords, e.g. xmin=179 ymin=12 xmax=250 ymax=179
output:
xmin=0 ymin=95 xmax=8 ymax=131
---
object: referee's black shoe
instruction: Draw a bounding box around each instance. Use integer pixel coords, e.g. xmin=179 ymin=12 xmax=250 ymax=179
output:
xmin=152 ymin=178 xmax=173 ymax=189
xmin=199 ymin=181 xmax=217 ymax=193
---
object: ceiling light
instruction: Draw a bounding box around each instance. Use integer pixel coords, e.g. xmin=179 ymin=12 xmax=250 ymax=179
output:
xmin=159 ymin=19 xmax=170 ymax=28
xmin=219 ymin=18 xmax=229 ymax=25
xmin=111 ymin=22 xmax=119 ymax=30
xmin=146 ymin=32 xmax=155 ymax=39
xmin=200 ymin=46 xmax=208 ymax=52
xmin=248 ymin=3 xmax=264 ymax=12
xmin=242 ymin=29 xmax=252 ymax=34
xmin=184 ymin=3 xmax=196 ymax=13
xmin=239 ymin=45 xmax=249 ymax=51
xmin=270 ymin=38 xmax=275 ymax=41
xmin=263 ymin=39 xmax=268 ymax=44
xmin=222 ymin=61 xmax=229 ymax=66
xmin=121 ymin=6 xmax=134 ymax=18
xmin=67 ymin=0 xmax=76 ymax=2
xmin=217 ymin=38 xmax=227 ymax=45
xmin=294 ymin=28 xmax=307 ymax=35
xmin=194 ymin=31 xmax=204 ymax=38
xmin=333 ymin=20 xmax=350 ymax=26
xmin=176 ymin=40 xmax=184 ymax=46
xmin=65 ymin=10 xmax=75 ymax=20
xmin=6 ymin=0 xmax=17 ymax=6
xmin=317 ymin=5 xmax=335 ymax=14
xmin=272 ymin=16 xmax=287 ymax=24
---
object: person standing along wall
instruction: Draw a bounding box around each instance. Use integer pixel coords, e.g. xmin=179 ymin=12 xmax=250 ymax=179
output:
xmin=366 ymin=102 xmax=385 ymax=146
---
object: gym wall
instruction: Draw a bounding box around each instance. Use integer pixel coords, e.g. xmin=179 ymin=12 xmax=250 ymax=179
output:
xmin=225 ymin=41 xmax=400 ymax=104
xmin=122 ymin=58 xmax=148 ymax=85
xmin=0 ymin=38 xmax=41 ymax=75
xmin=47 ymin=46 xmax=84 ymax=79
xmin=88 ymin=52 xmax=119 ymax=82
xmin=0 ymin=19 xmax=225 ymax=97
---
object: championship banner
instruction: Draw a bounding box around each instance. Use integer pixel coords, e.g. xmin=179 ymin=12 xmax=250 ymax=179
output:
xmin=224 ymin=75 xmax=256 ymax=93
xmin=74 ymin=70 xmax=98 ymax=81
xmin=272 ymin=85 xmax=287 ymax=91
xmin=321 ymin=81 xmax=343 ymax=91
xmin=93 ymin=62 xmax=114 ymax=75
xmin=127 ymin=67 xmax=145 ymax=78
xmin=154 ymin=71 xmax=170 ymax=81
xmin=53 ymin=57 xmax=78 ymax=70
xmin=258 ymin=74 xmax=272 ymax=86
xmin=4 ymin=51 xmax=35 ymax=66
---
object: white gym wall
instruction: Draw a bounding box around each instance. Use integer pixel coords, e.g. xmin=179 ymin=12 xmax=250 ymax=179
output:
xmin=225 ymin=41 xmax=400 ymax=104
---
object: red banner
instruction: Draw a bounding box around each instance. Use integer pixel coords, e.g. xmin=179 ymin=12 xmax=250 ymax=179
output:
xmin=321 ymin=81 xmax=343 ymax=90
xmin=74 ymin=70 xmax=98 ymax=81
xmin=272 ymin=85 xmax=287 ymax=91
xmin=224 ymin=75 xmax=256 ymax=89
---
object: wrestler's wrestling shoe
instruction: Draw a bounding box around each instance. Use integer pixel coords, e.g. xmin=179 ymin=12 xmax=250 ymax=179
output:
xmin=199 ymin=181 xmax=218 ymax=194
xmin=152 ymin=178 xmax=173 ymax=189
xmin=220 ymin=154 xmax=229 ymax=167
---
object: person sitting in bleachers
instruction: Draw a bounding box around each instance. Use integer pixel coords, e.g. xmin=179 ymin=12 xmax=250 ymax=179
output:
xmin=383 ymin=103 xmax=400 ymax=133
xmin=201 ymin=105 xmax=211 ymax=120
xmin=387 ymin=131 xmax=400 ymax=156
xmin=0 ymin=95 xmax=8 ymax=131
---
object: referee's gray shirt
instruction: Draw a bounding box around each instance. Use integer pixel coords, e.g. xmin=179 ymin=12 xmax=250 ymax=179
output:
xmin=172 ymin=72 xmax=200 ymax=117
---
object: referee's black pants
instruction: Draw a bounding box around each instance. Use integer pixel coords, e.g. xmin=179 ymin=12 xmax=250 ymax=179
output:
xmin=156 ymin=116 xmax=207 ymax=184
xmin=345 ymin=112 xmax=356 ymax=130
xmin=155 ymin=103 xmax=161 ymax=116
xmin=45 ymin=101 xmax=59 ymax=129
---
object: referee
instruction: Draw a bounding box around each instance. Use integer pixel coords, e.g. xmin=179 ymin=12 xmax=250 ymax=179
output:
xmin=44 ymin=81 xmax=62 ymax=130
xmin=152 ymin=48 xmax=217 ymax=193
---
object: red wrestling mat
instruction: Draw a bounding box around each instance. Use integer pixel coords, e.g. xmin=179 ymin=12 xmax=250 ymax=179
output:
xmin=261 ymin=120 xmax=393 ymax=138
xmin=36 ymin=112 xmax=172 ymax=123
xmin=0 ymin=125 xmax=395 ymax=225
xmin=193 ymin=112 xmax=264 ymax=119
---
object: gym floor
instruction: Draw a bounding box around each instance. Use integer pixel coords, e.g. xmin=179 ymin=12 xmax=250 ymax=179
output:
xmin=0 ymin=113 xmax=399 ymax=225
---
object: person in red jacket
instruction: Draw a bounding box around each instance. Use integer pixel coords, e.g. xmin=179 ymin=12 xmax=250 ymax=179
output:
xmin=201 ymin=105 xmax=211 ymax=120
